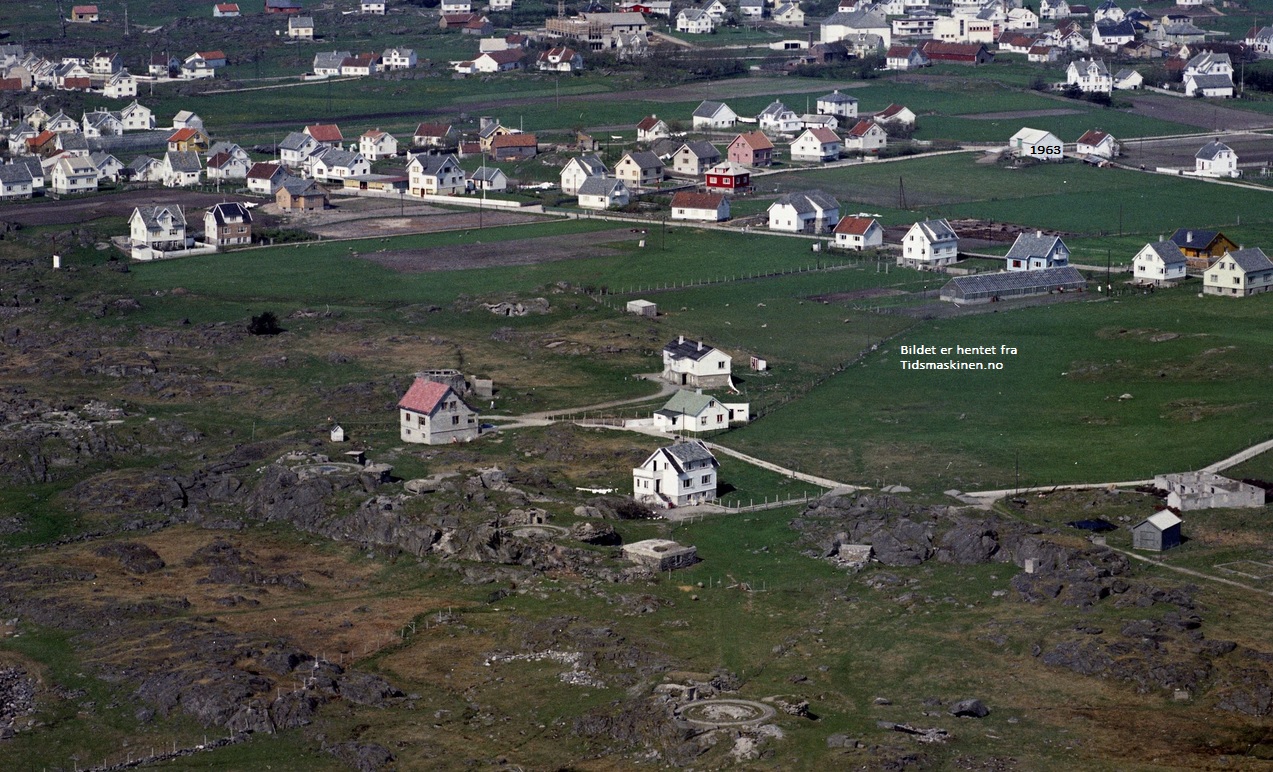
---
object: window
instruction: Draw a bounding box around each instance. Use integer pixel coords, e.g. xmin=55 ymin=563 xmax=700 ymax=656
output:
xmin=702 ymin=475 xmax=711 ymax=484
xmin=452 ymin=415 xmax=460 ymax=425
xmin=682 ymin=478 xmax=690 ymax=487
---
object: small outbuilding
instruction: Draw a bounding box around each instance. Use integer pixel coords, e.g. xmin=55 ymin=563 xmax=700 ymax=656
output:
xmin=1131 ymin=511 xmax=1182 ymax=552
xmin=627 ymin=299 xmax=657 ymax=317
xmin=622 ymin=539 xmax=699 ymax=571
xmin=330 ymin=425 xmax=346 ymax=442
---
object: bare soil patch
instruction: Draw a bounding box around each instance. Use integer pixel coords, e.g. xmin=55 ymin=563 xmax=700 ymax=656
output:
xmin=355 ymin=227 xmax=641 ymax=272
xmin=0 ymin=189 xmax=254 ymax=228
xmin=964 ymin=108 xmax=1083 ymax=120
xmin=306 ymin=209 xmax=543 ymax=239
xmin=810 ymin=287 xmax=909 ymax=303
xmin=1123 ymin=94 xmax=1273 ymax=132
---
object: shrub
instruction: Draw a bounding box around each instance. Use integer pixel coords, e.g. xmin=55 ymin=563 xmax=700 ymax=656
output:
xmin=248 ymin=311 xmax=283 ymax=336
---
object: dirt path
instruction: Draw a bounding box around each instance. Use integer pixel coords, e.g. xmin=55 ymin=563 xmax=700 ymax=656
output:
xmin=1109 ymin=545 xmax=1273 ymax=599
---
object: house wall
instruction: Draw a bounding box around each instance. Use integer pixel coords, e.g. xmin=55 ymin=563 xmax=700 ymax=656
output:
xmin=400 ymin=403 xmax=479 ymax=444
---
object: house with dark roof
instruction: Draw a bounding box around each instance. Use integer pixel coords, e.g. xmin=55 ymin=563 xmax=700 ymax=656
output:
xmin=767 ymin=189 xmax=839 ymax=233
xmin=662 ymin=335 xmax=732 ymax=389
xmin=1132 ymin=239 xmax=1187 ymax=285
xmin=560 ymin=154 xmax=608 ymax=195
xmin=246 ymin=162 xmax=289 ymax=195
xmin=632 ymin=440 xmax=719 ymax=507
xmin=691 ymin=100 xmax=738 ymax=130
xmin=0 ymin=164 xmax=34 ymax=200
xmin=1169 ymin=228 xmax=1237 ymax=270
xmin=279 ymin=131 xmax=320 ymax=168
xmin=1203 ymin=248 xmax=1273 ymax=297
xmin=921 ymin=40 xmax=994 ymax=64
xmin=670 ymin=141 xmax=720 ymax=176
xmin=265 ymin=0 xmax=303 ymax=13
xmin=162 ymin=151 xmax=202 ymax=187
xmin=1005 ymin=231 xmax=1070 ymax=271
xmin=407 ymin=153 xmax=465 ymax=196
xmin=615 ymin=150 xmax=664 ymax=189
xmin=1194 ymin=140 xmax=1238 ymax=178
xmin=833 ymin=215 xmax=883 ymax=250
xmin=670 ymin=191 xmax=729 ymax=222
xmin=816 ymin=90 xmax=859 ymax=119
xmin=901 ymin=218 xmax=959 ymax=268
xmin=129 ymin=205 xmax=188 ymax=251
xmin=276 ymin=177 xmax=328 ymax=210
xmin=204 ymin=202 xmax=252 ymax=246
xmin=576 ymin=175 xmax=629 ymax=210
xmin=398 ymin=377 xmax=479 ymax=444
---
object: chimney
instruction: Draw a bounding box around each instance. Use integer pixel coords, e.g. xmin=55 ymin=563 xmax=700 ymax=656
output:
xmin=697 ymin=341 xmax=703 ymax=351
xmin=1036 ymin=229 xmax=1042 ymax=237
xmin=1186 ymin=230 xmax=1193 ymax=242
xmin=678 ymin=335 xmax=685 ymax=344
xmin=695 ymin=388 xmax=702 ymax=395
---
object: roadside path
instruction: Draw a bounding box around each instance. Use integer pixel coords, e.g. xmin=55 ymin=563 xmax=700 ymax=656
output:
xmin=1108 ymin=546 xmax=1273 ymax=599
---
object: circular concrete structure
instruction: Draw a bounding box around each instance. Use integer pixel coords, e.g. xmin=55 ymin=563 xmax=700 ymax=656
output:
xmin=505 ymin=524 xmax=569 ymax=539
xmin=676 ymin=699 xmax=775 ymax=728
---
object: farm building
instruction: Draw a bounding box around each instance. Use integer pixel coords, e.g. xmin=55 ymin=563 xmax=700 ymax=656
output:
xmin=626 ymin=299 xmax=656 ymax=317
xmin=652 ymin=389 xmax=748 ymax=434
xmin=940 ymin=266 xmax=1087 ymax=304
xmin=1010 ymin=128 xmax=1063 ymax=161
xmin=1154 ymin=472 xmax=1266 ymax=511
xmin=1131 ymin=511 xmax=1182 ymax=552
xmin=661 ymin=336 xmax=732 ymax=389
xmin=632 ymin=440 xmax=719 ymax=508
xmin=1132 ymin=240 xmax=1187 ymax=285
xmin=398 ymin=377 xmax=480 ymax=444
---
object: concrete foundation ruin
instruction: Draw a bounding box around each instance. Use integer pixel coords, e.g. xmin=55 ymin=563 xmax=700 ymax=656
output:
xmin=1153 ymin=472 xmax=1265 ymax=511
xmin=622 ymin=539 xmax=698 ymax=571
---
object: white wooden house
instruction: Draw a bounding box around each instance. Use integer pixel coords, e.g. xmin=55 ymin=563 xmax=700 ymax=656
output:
xmin=899 ymin=218 xmax=959 ymax=268
xmin=1132 ymin=240 xmax=1187 ymax=286
xmin=817 ymin=90 xmax=858 ymax=119
xmin=652 ymin=390 xmax=748 ymax=433
xmin=632 ymin=440 xmax=719 ymax=508
xmin=1067 ymin=58 xmax=1112 ymax=93
xmin=1076 ymin=129 xmax=1118 ymax=159
xmin=50 ymin=155 xmax=98 ymax=194
xmin=691 ymin=100 xmax=738 ymax=130
xmin=767 ymin=190 xmax=839 ymax=234
xmin=129 ymin=205 xmax=187 ymax=250
xmin=408 ymin=153 xmax=465 ymax=195
xmin=576 ymin=176 xmax=629 ymax=210
xmin=669 ymin=191 xmax=729 ymax=222
xmin=844 ymin=120 xmax=887 ymax=153
xmin=790 ymin=128 xmax=841 ymax=162
xmin=560 ymin=154 xmax=607 ymax=195
xmin=1203 ymin=248 xmax=1273 ymax=297
xmin=1005 ymin=231 xmax=1070 ymax=271
xmin=360 ymin=129 xmax=399 ymax=161
xmin=662 ymin=336 xmax=732 ymax=389
xmin=1194 ymin=140 xmax=1238 ymax=178
xmin=832 ymin=215 xmax=884 ymax=250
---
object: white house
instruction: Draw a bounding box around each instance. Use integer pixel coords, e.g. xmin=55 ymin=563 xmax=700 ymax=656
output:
xmin=817 ymin=90 xmax=859 ymax=119
xmin=886 ymin=44 xmax=929 ymax=70
xmin=1185 ymin=71 xmax=1234 ymax=98
xmin=536 ymin=47 xmax=583 ymax=72
xmin=768 ymin=190 xmax=839 ymax=233
xmin=1010 ymin=127 xmax=1064 ymax=161
xmin=1194 ymin=140 xmax=1238 ymax=178
xmin=832 ymin=215 xmax=884 ymax=250
xmin=1203 ymin=248 xmax=1273 ymax=297
xmin=1005 ymin=231 xmax=1070 ymax=271
xmin=1040 ymin=0 xmax=1070 ymax=19
xmin=309 ymin=147 xmax=370 ymax=183
xmin=279 ymin=131 xmax=320 ymax=168
xmin=103 ymin=71 xmax=137 ymax=99
xmin=662 ymin=336 xmax=732 ymax=388
xmin=636 ymin=115 xmax=669 ymax=142
xmin=1094 ymin=0 xmax=1124 ymax=22
xmin=213 ymin=3 xmax=241 ymax=17
xmin=1092 ymin=20 xmax=1136 ymax=50
xmin=1067 ymin=58 xmax=1112 ymax=93
xmin=361 ymin=0 xmax=386 ymax=14
xmin=821 ymin=10 xmax=891 ymax=47
xmin=790 ymin=127 xmax=842 ymax=162
xmin=1076 ymin=129 xmax=1119 ymax=159
xmin=1006 ymin=7 xmax=1039 ymax=30
xmin=899 ymin=218 xmax=959 ymax=268
xmin=206 ymin=151 xmax=249 ymax=180
xmin=0 ymin=165 xmax=34 ymax=200
xmin=632 ymin=440 xmax=719 ymax=508
xmin=129 ymin=205 xmax=187 ymax=250
xmin=408 ymin=153 xmax=465 ymax=196
xmin=669 ymin=191 xmax=729 ymax=222
xmin=288 ymin=16 xmax=315 ymax=40
xmin=162 ymin=151 xmax=202 ymax=187
xmin=398 ymin=378 xmax=480 ymax=444
xmin=1132 ymin=240 xmax=1187 ymax=286
xmin=246 ymin=162 xmax=289 ymax=194
xmin=757 ymin=101 xmax=802 ymax=135
xmin=676 ymin=8 xmax=715 ymax=34
xmin=652 ymin=390 xmax=748 ymax=434
xmin=1113 ymin=68 xmax=1144 ymax=90
xmin=560 ymin=154 xmax=607 ymax=195
xmin=577 ymin=176 xmax=630 ymax=210
xmin=467 ymin=166 xmax=507 ymax=192
xmin=381 ymin=48 xmax=417 ymax=70
xmin=875 ymin=103 xmax=916 ymax=128
xmin=691 ymin=100 xmax=738 ymax=131
xmin=360 ymin=129 xmax=399 ymax=161
xmin=844 ymin=120 xmax=887 ymax=153
xmin=50 ymin=155 xmax=98 ymax=194
xmin=119 ymin=101 xmax=155 ymax=131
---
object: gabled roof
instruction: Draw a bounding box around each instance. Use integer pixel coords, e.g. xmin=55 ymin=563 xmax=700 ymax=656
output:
xmin=480 ymin=49 xmax=525 ymax=65
xmin=877 ymin=104 xmax=910 ymax=119
xmin=944 ymin=266 xmax=1085 ymax=296
xmin=313 ymin=146 xmax=363 ymax=168
xmin=804 ymin=127 xmax=841 ymax=143
xmin=822 ymin=9 xmax=886 ymax=27
xmin=129 ymin=155 xmax=158 ymax=172
xmin=1189 ymin=74 xmax=1234 ymax=91
xmin=207 ymin=152 xmax=238 ymax=169
xmin=846 ymin=120 xmax=877 ymax=138
xmin=706 ymin=161 xmax=748 ymax=176
xmin=670 ymin=191 xmax=724 ymax=210
xmin=409 ymin=153 xmax=461 ymax=176
xmin=165 ymin=151 xmax=202 ymax=173
xmin=910 ymin=218 xmax=957 ymax=242
xmin=1196 ymin=140 xmax=1232 ymax=160
xmin=664 ymin=337 xmax=724 ymax=362
xmin=758 ymin=100 xmax=793 ymax=119
xmin=491 ymin=133 xmax=537 ymax=149
xmin=1224 ymin=247 xmax=1273 ymax=274
xmin=1186 ymin=51 xmax=1230 ymax=70
xmin=1077 ymin=129 xmax=1113 ymax=146
xmin=577 ymin=175 xmax=625 ymax=197
xmin=677 ymin=140 xmax=719 ymax=158
xmin=1169 ymin=228 xmax=1224 ymax=250
xmin=469 ymin=166 xmax=505 ymax=182
xmin=247 ymin=162 xmax=284 ymax=180
xmin=833 ymin=216 xmax=878 ymax=236
xmin=0 ymin=165 xmax=32 ymax=184
xmin=569 ymin=154 xmax=608 ymax=176
xmin=280 ymin=131 xmax=316 ymax=152
xmin=1095 ymin=19 xmax=1136 ymax=36
xmin=305 ymin=124 xmax=343 ymax=142
xmin=1140 ymin=240 xmax=1186 ymax=267
xmin=660 ymin=389 xmax=716 ymax=417
xmin=208 ymin=201 xmax=252 ymax=224
xmin=280 ymin=177 xmax=325 ymax=196
xmin=621 ymin=150 xmax=662 ymax=169
xmin=168 ymin=127 xmax=203 ymax=143
xmin=314 ymin=51 xmax=353 ymax=69
xmin=636 ymin=116 xmax=665 ymax=131
xmin=414 ymin=122 xmax=453 ymax=138
xmin=772 ymin=189 xmax=838 ymax=214
xmin=1072 ymin=57 xmax=1109 ymax=75
xmin=1005 ymin=232 xmax=1065 ymax=260
xmin=198 ymin=50 xmax=227 ymax=60
xmin=660 ymin=440 xmax=719 ymax=471
xmin=1137 ymin=510 xmax=1181 ymax=530
xmin=1011 ymin=127 xmax=1059 ymax=144
xmin=887 ymin=44 xmax=918 ymax=58
xmin=732 ymin=130 xmax=773 ymax=151
xmin=133 ymin=205 xmax=186 ymax=229
xmin=692 ymin=100 xmax=732 ymax=119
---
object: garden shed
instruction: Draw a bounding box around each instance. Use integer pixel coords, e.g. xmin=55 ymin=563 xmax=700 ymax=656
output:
xmin=940 ymin=266 xmax=1086 ymax=305
xmin=1132 ymin=511 xmax=1182 ymax=552
xmin=627 ymin=299 xmax=657 ymax=317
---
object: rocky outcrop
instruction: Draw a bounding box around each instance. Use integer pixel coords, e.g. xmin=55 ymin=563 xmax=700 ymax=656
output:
xmin=95 ymin=542 xmax=165 ymax=574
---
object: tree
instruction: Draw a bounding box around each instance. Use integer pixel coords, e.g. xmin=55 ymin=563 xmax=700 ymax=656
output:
xmin=248 ymin=311 xmax=283 ymax=336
